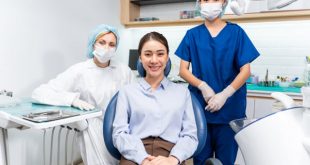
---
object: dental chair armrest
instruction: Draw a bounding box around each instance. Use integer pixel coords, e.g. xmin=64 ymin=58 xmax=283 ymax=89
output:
xmin=271 ymin=92 xmax=296 ymax=109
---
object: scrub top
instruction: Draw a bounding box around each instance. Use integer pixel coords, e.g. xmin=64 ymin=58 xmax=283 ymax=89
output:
xmin=175 ymin=22 xmax=259 ymax=124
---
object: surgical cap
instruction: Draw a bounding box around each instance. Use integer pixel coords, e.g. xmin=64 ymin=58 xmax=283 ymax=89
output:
xmin=86 ymin=24 xmax=120 ymax=58
xmin=195 ymin=0 xmax=228 ymax=17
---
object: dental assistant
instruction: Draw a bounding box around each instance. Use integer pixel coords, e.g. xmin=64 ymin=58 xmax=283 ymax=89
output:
xmin=175 ymin=0 xmax=260 ymax=164
xmin=32 ymin=24 xmax=135 ymax=165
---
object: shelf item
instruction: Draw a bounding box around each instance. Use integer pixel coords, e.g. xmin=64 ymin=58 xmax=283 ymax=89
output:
xmin=134 ymin=17 xmax=159 ymax=21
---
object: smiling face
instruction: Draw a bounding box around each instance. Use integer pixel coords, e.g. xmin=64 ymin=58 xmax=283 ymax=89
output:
xmin=140 ymin=39 xmax=169 ymax=80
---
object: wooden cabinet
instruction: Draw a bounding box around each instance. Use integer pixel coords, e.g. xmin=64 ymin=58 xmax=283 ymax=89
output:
xmin=120 ymin=0 xmax=310 ymax=28
xmin=246 ymin=96 xmax=302 ymax=119
xmin=246 ymin=97 xmax=274 ymax=119
xmin=130 ymin=0 xmax=195 ymax=6
xmin=246 ymin=97 xmax=255 ymax=119
xmin=252 ymin=98 xmax=275 ymax=118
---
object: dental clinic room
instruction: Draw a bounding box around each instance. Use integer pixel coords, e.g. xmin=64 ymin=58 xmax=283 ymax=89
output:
xmin=1 ymin=0 xmax=310 ymax=165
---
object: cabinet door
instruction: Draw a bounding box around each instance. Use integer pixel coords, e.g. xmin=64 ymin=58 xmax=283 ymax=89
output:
xmin=246 ymin=97 xmax=255 ymax=119
xmin=254 ymin=98 xmax=274 ymax=118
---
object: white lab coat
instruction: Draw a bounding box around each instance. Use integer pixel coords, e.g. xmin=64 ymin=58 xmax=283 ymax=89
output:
xmin=32 ymin=59 xmax=135 ymax=165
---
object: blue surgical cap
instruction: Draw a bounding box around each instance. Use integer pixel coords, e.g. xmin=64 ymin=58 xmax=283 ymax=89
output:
xmin=195 ymin=0 xmax=228 ymax=17
xmin=86 ymin=24 xmax=120 ymax=58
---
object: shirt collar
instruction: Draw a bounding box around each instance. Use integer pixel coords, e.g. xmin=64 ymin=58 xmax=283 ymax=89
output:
xmin=139 ymin=77 xmax=170 ymax=91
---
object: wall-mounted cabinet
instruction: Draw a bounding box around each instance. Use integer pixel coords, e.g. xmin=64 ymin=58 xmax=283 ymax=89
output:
xmin=120 ymin=0 xmax=310 ymax=28
xmin=131 ymin=0 xmax=195 ymax=6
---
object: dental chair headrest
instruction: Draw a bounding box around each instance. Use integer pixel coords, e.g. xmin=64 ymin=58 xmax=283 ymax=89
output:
xmin=137 ymin=58 xmax=171 ymax=77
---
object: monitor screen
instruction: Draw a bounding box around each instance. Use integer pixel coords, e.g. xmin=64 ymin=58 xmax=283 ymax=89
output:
xmin=128 ymin=49 xmax=139 ymax=70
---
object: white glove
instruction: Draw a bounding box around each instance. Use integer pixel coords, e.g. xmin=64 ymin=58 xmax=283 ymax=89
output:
xmin=206 ymin=85 xmax=236 ymax=112
xmin=198 ymin=81 xmax=215 ymax=103
xmin=72 ymin=98 xmax=95 ymax=111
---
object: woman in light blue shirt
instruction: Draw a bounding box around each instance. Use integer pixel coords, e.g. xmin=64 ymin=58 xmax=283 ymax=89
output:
xmin=112 ymin=32 xmax=198 ymax=165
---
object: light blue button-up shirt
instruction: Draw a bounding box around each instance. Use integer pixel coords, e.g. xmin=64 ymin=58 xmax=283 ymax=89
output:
xmin=112 ymin=77 xmax=198 ymax=164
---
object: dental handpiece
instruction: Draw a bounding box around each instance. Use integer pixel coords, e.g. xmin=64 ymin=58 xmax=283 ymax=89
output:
xmin=70 ymin=129 xmax=80 ymax=165
xmin=65 ymin=126 xmax=72 ymax=165
xmin=43 ymin=129 xmax=47 ymax=165
xmin=49 ymin=127 xmax=56 ymax=165
xmin=57 ymin=125 xmax=65 ymax=165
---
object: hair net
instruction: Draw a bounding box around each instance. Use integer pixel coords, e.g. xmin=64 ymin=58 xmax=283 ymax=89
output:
xmin=195 ymin=0 xmax=229 ymax=17
xmin=86 ymin=24 xmax=120 ymax=58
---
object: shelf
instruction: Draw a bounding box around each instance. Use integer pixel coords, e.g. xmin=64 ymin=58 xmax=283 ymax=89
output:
xmin=131 ymin=0 xmax=195 ymax=6
xmin=122 ymin=10 xmax=310 ymax=28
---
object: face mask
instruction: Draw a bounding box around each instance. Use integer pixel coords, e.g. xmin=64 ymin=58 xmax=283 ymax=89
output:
xmin=200 ymin=3 xmax=223 ymax=21
xmin=92 ymin=46 xmax=116 ymax=63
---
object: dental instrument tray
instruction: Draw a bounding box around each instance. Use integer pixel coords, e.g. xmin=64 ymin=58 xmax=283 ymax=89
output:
xmin=22 ymin=110 xmax=79 ymax=123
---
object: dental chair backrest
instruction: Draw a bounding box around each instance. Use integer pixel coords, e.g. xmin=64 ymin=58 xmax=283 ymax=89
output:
xmin=103 ymin=59 xmax=208 ymax=160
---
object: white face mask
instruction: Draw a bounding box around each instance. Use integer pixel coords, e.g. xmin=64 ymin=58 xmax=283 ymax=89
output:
xmin=200 ymin=3 xmax=223 ymax=21
xmin=92 ymin=46 xmax=116 ymax=63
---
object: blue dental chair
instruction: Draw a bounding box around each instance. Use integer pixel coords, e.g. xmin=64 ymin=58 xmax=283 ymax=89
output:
xmin=103 ymin=59 xmax=221 ymax=165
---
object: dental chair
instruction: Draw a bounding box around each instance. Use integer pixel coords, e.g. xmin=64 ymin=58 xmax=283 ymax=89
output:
xmin=103 ymin=59 xmax=222 ymax=165
xmin=229 ymin=90 xmax=310 ymax=165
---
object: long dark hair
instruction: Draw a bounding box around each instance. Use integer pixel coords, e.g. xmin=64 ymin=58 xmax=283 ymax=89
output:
xmin=138 ymin=32 xmax=169 ymax=55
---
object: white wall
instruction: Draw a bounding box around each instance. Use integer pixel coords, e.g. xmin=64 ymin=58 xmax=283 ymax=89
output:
xmin=243 ymin=20 xmax=310 ymax=79
xmin=0 ymin=0 xmax=122 ymax=164
xmin=0 ymin=0 xmax=122 ymax=97
xmin=119 ymin=4 xmax=310 ymax=82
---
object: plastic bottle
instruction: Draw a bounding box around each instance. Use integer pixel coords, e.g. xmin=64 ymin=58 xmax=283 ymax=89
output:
xmin=305 ymin=56 xmax=310 ymax=86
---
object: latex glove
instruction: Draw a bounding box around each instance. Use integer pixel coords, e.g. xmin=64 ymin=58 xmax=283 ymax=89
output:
xmin=198 ymin=81 xmax=215 ymax=103
xmin=206 ymin=85 xmax=236 ymax=112
xmin=72 ymin=98 xmax=95 ymax=111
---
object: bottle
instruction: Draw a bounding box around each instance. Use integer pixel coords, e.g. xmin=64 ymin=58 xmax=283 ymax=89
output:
xmin=305 ymin=56 xmax=310 ymax=86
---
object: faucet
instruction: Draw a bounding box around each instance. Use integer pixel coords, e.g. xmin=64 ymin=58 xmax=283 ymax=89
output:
xmin=0 ymin=90 xmax=13 ymax=97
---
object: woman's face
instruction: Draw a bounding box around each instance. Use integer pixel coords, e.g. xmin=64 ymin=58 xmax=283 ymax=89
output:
xmin=94 ymin=32 xmax=116 ymax=50
xmin=140 ymin=40 xmax=168 ymax=79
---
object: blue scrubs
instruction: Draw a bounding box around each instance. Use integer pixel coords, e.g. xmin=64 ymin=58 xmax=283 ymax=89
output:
xmin=175 ymin=22 xmax=259 ymax=165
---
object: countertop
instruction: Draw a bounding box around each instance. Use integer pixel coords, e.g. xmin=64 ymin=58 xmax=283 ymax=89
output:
xmin=246 ymin=84 xmax=302 ymax=100
xmin=175 ymin=82 xmax=303 ymax=100
xmin=0 ymin=101 xmax=102 ymax=129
